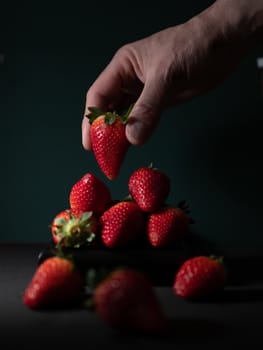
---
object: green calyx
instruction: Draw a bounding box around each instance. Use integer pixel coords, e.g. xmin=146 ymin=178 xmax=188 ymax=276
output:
xmin=209 ymin=255 xmax=224 ymax=265
xmin=54 ymin=211 xmax=96 ymax=249
xmin=85 ymin=266 xmax=112 ymax=290
xmin=50 ymin=245 xmax=74 ymax=264
xmin=86 ymin=103 xmax=134 ymax=125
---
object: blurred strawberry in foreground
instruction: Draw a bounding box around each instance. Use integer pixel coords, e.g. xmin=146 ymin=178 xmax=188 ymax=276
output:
xmin=128 ymin=164 xmax=170 ymax=212
xmin=69 ymin=172 xmax=112 ymax=218
xmin=51 ymin=209 xmax=98 ymax=248
xmin=23 ymin=255 xmax=84 ymax=309
xmin=99 ymin=200 xmax=145 ymax=248
xmin=86 ymin=105 xmax=133 ymax=180
xmin=147 ymin=204 xmax=190 ymax=248
xmin=173 ymin=255 xmax=227 ymax=300
xmin=91 ymin=268 xmax=167 ymax=334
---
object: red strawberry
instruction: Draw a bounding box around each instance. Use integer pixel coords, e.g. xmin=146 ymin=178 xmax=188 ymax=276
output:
xmin=86 ymin=106 xmax=133 ymax=180
xmin=147 ymin=206 xmax=190 ymax=248
xmin=173 ymin=255 xmax=227 ymax=300
xmin=93 ymin=268 xmax=167 ymax=333
xmin=69 ymin=172 xmax=112 ymax=217
xmin=128 ymin=164 xmax=170 ymax=212
xmin=23 ymin=256 xmax=84 ymax=309
xmin=51 ymin=209 xmax=72 ymax=245
xmin=99 ymin=200 xmax=145 ymax=248
xmin=51 ymin=209 xmax=98 ymax=248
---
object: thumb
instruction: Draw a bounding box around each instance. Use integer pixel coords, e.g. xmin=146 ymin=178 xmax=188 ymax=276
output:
xmin=125 ymin=79 xmax=165 ymax=145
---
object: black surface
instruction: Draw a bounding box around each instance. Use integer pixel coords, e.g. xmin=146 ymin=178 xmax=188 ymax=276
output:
xmin=37 ymin=240 xmax=194 ymax=286
xmin=1 ymin=243 xmax=263 ymax=348
xmin=37 ymin=231 xmax=263 ymax=287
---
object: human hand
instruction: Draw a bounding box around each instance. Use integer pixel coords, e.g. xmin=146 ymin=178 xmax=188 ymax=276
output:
xmin=82 ymin=0 xmax=263 ymax=150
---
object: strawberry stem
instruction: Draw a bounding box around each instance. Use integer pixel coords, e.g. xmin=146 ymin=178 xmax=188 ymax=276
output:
xmin=210 ymin=255 xmax=224 ymax=264
xmin=104 ymin=112 xmax=117 ymax=125
xmin=86 ymin=103 xmax=134 ymax=125
xmin=121 ymin=103 xmax=134 ymax=123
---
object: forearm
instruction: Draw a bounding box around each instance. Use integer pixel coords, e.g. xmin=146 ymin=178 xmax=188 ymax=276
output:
xmin=177 ymin=0 xmax=263 ymax=63
xmin=206 ymin=0 xmax=263 ymax=43
xmin=185 ymin=0 xmax=263 ymax=58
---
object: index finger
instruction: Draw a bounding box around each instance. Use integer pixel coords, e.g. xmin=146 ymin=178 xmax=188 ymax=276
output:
xmin=82 ymin=63 xmax=124 ymax=150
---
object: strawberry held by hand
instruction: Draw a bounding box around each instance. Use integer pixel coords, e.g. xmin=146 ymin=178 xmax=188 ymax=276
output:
xmin=147 ymin=205 xmax=190 ymax=248
xmin=23 ymin=255 xmax=84 ymax=309
xmin=128 ymin=164 xmax=170 ymax=212
xmin=100 ymin=200 xmax=145 ymax=248
xmin=86 ymin=105 xmax=133 ymax=180
xmin=69 ymin=172 xmax=112 ymax=218
xmin=173 ymin=255 xmax=227 ymax=300
xmin=51 ymin=209 xmax=98 ymax=248
xmin=92 ymin=268 xmax=167 ymax=334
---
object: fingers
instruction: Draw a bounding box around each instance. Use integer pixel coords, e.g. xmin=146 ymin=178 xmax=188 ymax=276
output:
xmin=81 ymin=117 xmax=92 ymax=150
xmin=82 ymin=45 xmax=168 ymax=149
xmin=83 ymin=71 xmax=166 ymax=149
xmin=82 ymin=64 xmax=123 ymax=150
xmin=125 ymin=77 xmax=165 ymax=145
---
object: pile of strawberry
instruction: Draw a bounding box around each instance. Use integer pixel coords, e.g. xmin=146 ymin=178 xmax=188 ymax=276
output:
xmin=23 ymin=107 xmax=228 ymax=334
xmin=50 ymin=164 xmax=191 ymax=250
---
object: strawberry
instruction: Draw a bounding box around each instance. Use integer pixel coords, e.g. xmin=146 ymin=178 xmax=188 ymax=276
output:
xmin=51 ymin=209 xmax=98 ymax=248
xmin=128 ymin=164 xmax=170 ymax=212
xmin=147 ymin=205 xmax=190 ymax=248
xmin=69 ymin=172 xmax=112 ymax=218
xmin=23 ymin=255 xmax=84 ymax=309
xmin=51 ymin=209 xmax=72 ymax=245
xmin=173 ymin=255 xmax=227 ymax=300
xmin=99 ymin=200 xmax=145 ymax=248
xmin=86 ymin=105 xmax=133 ymax=180
xmin=92 ymin=268 xmax=167 ymax=333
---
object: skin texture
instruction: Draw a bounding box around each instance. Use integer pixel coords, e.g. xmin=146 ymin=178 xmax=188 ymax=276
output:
xmin=82 ymin=0 xmax=263 ymax=149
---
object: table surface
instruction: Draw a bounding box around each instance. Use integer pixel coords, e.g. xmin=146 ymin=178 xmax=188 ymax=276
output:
xmin=1 ymin=243 xmax=263 ymax=349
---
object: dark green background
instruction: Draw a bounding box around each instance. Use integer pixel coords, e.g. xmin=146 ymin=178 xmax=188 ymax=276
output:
xmin=1 ymin=1 xmax=262 ymax=243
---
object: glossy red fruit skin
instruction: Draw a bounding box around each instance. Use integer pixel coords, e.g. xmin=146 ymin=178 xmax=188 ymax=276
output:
xmin=69 ymin=173 xmax=112 ymax=217
xmin=173 ymin=256 xmax=227 ymax=300
xmin=93 ymin=268 xmax=167 ymax=333
xmin=99 ymin=201 xmax=145 ymax=248
xmin=23 ymin=257 xmax=84 ymax=309
xmin=91 ymin=115 xmax=130 ymax=180
xmin=128 ymin=166 xmax=170 ymax=213
xmin=147 ymin=206 xmax=189 ymax=248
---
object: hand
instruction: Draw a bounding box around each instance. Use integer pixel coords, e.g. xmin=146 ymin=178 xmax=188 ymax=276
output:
xmin=82 ymin=0 xmax=263 ymax=150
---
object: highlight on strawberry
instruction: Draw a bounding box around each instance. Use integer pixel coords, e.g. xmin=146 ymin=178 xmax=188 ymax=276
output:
xmin=86 ymin=104 xmax=134 ymax=180
xmin=69 ymin=172 xmax=112 ymax=218
xmin=173 ymin=255 xmax=227 ymax=301
xmin=23 ymin=251 xmax=84 ymax=309
xmin=147 ymin=204 xmax=191 ymax=248
xmin=128 ymin=163 xmax=170 ymax=213
xmin=99 ymin=199 xmax=146 ymax=248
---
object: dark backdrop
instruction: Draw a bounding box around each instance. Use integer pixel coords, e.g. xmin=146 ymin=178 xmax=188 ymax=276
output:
xmin=1 ymin=1 xmax=262 ymax=243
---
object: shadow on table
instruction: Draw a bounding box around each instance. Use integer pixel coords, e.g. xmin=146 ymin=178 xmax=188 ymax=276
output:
xmin=217 ymin=286 xmax=263 ymax=303
xmin=110 ymin=317 xmax=229 ymax=346
xmin=166 ymin=317 xmax=226 ymax=339
xmin=179 ymin=285 xmax=263 ymax=305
